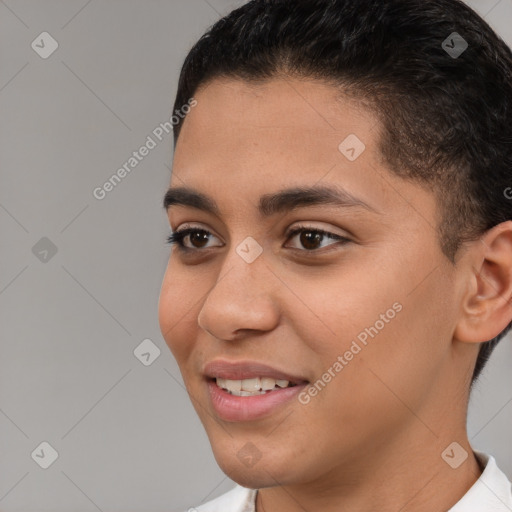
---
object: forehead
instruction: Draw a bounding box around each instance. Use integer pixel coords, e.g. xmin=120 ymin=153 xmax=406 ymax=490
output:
xmin=176 ymin=77 xmax=377 ymax=163
xmin=170 ymin=77 xmax=438 ymax=228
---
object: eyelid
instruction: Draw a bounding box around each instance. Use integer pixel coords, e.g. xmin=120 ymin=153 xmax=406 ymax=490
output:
xmin=284 ymin=222 xmax=350 ymax=240
xmin=172 ymin=221 xmax=349 ymax=239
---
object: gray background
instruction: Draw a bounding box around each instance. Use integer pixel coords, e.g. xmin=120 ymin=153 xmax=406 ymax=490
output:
xmin=0 ymin=1 xmax=511 ymax=511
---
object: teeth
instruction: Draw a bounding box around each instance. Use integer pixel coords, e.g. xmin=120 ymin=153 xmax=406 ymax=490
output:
xmin=223 ymin=379 xmax=241 ymax=393
xmin=241 ymin=377 xmax=261 ymax=392
xmin=215 ymin=377 xmax=293 ymax=395
xmin=216 ymin=378 xmax=227 ymax=390
xmin=260 ymin=377 xmax=276 ymax=391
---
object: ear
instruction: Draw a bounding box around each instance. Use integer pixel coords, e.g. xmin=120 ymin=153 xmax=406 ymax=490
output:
xmin=454 ymin=220 xmax=512 ymax=344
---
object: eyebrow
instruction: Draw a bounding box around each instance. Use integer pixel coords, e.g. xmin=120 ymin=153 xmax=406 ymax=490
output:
xmin=162 ymin=184 xmax=379 ymax=217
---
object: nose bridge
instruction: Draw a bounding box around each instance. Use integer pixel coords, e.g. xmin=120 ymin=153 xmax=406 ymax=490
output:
xmin=212 ymin=232 xmax=269 ymax=299
xmin=197 ymin=238 xmax=278 ymax=339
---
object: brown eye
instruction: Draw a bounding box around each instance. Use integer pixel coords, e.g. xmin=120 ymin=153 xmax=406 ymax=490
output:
xmin=299 ymin=230 xmax=324 ymax=250
xmin=285 ymin=226 xmax=351 ymax=252
xmin=187 ymin=230 xmax=210 ymax=248
xmin=166 ymin=228 xmax=221 ymax=251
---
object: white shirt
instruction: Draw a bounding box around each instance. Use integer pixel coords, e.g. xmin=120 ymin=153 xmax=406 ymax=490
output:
xmin=188 ymin=451 xmax=512 ymax=512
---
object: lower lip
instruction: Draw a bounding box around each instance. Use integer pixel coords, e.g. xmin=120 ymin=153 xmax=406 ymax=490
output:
xmin=207 ymin=379 xmax=308 ymax=422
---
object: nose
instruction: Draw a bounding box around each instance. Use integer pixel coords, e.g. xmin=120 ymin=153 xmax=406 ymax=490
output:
xmin=197 ymin=248 xmax=279 ymax=341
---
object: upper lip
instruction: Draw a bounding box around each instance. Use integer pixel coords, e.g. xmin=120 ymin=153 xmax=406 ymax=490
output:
xmin=203 ymin=359 xmax=309 ymax=384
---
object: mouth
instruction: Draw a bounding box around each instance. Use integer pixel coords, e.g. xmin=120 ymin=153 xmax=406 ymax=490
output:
xmin=210 ymin=376 xmax=300 ymax=396
xmin=203 ymin=359 xmax=309 ymax=422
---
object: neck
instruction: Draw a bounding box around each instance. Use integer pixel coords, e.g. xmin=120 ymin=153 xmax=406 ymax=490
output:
xmin=255 ymin=428 xmax=482 ymax=512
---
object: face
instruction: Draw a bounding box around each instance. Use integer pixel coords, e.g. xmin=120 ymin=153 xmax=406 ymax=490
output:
xmin=158 ymin=77 xmax=468 ymax=488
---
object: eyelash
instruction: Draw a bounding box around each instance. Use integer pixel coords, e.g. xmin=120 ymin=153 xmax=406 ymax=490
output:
xmin=165 ymin=225 xmax=351 ymax=254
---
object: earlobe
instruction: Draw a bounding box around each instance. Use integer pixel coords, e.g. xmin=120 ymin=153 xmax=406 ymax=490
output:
xmin=454 ymin=220 xmax=512 ymax=344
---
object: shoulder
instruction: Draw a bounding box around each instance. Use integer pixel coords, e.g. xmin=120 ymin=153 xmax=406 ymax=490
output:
xmin=182 ymin=484 xmax=257 ymax=512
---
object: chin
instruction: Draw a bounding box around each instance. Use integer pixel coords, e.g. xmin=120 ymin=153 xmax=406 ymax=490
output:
xmin=208 ymin=432 xmax=305 ymax=489
xmin=214 ymin=453 xmax=288 ymax=490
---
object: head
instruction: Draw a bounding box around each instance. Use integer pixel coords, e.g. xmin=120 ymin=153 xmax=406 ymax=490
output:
xmin=159 ymin=0 xmax=512 ymax=488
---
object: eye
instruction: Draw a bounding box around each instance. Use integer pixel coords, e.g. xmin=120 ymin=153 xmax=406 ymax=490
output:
xmin=284 ymin=224 xmax=351 ymax=252
xmin=165 ymin=227 xmax=221 ymax=252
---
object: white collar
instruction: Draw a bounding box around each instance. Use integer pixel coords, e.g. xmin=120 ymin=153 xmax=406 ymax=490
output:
xmin=194 ymin=450 xmax=512 ymax=512
xmin=195 ymin=483 xmax=257 ymax=512
xmin=447 ymin=450 xmax=512 ymax=511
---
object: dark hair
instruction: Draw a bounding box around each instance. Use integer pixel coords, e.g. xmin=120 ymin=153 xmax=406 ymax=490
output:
xmin=171 ymin=0 xmax=512 ymax=387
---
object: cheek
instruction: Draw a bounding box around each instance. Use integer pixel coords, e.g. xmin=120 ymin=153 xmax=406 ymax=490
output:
xmin=315 ymin=268 xmax=454 ymax=427
xmin=158 ymin=263 xmax=200 ymax=363
xmin=284 ymin=258 xmax=404 ymax=362
xmin=290 ymin=247 xmax=444 ymax=405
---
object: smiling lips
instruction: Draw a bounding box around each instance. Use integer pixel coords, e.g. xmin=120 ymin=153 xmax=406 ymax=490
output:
xmin=203 ymin=359 xmax=310 ymax=421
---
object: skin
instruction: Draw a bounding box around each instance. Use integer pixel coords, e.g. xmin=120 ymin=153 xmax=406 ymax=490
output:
xmin=158 ymin=76 xmax=512 ymax=512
